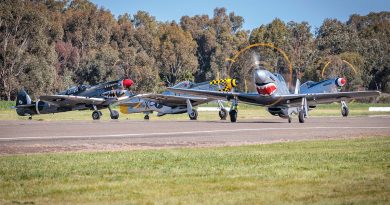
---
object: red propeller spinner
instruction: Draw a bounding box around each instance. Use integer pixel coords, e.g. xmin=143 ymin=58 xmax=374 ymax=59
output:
xmin=336 ymin=78 xmax=346 ymax=87
xmin=122 ymin=79 xmax=134 ymax=88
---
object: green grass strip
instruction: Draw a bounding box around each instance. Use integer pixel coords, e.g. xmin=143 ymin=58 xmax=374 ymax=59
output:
xmin=0 ymin=137 xmax=389 ymax=204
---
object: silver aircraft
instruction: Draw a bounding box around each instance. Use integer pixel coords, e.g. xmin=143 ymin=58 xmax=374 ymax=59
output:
xmin=168 ymin=67 xmax=380 ymax=123
xmin=118 ymin=81 xmax=232 ymax=120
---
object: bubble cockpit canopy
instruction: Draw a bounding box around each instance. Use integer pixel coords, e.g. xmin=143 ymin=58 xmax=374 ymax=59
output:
xmin=59 ymin=85 xmax=90 ymax=95
xmin=172 ymin=81 xmax=194 ymax=89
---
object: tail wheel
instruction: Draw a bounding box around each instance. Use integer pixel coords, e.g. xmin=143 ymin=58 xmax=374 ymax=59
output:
xmin=229 ymin=110 xmax=237 ymax=122
xmin=219 ymin=108 xmax=227 ymax=120
xmin=189 ymin=109 xmax=198 ymax=120
xmin=92 ymin=110 xmax=101 ymax=120
xmin=144 ymin=115 xmax=150 ymax=120
xmin=110 ymin=110 xmax=119 ymax=119
xmin=298 ymin=110 xmax=305 ymax=123
xmin=341 ymin=106 xmax=349 ymax=117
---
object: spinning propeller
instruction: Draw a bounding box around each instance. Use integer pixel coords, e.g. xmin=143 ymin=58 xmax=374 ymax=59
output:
xmin=226 ymin=43 xmax=294 ymax=94
xmin=321 ymin=58 xmax=359 ymax=91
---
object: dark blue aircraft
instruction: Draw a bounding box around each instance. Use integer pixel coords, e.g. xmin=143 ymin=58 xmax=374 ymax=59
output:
xmin=15 ymin=79 xmax=134 ymax=120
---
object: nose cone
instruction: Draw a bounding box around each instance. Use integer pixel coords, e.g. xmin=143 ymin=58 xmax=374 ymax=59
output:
xmin=254 ymin=69 xmax=268 ymax=84
xmin=253 ymin=69 xmax=277 ymax=96
xmin=336 ymin=78 xmax=346 ymax=87
xmin=122 ymin=79 xmax=134 ymax=88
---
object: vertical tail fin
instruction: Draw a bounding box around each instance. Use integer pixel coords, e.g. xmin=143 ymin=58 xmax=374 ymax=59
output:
xmin=294 ymin=79 xmax=301 ymax=94
xmin=16 ymin=89 xmax=32 ymax=106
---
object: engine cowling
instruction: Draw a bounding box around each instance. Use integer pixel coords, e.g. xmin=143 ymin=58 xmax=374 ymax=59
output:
xmin=256 ymin=82 xmax=277 ymax=96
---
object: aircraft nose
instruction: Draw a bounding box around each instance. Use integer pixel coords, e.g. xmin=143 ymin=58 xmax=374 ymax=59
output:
xmin=122 ymin=79 xmax=134 ymax=88
xmin=254 ymin=69 xmax=268 ymax=83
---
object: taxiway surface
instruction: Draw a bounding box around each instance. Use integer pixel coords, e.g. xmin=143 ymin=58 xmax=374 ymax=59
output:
xmin=0 ymin=116 xmax=389 ymax=154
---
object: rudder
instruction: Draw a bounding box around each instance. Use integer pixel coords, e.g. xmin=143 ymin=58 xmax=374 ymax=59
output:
xmin=16 ymin=89 xmax=32 ymax=106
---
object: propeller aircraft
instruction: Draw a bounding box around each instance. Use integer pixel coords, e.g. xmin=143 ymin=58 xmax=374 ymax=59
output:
xmin=14 ymin=79 xmax=134 ymax=120
xmin=168 ymin=67 xmax=380 ymax=123
xmin=118 ymin=80 xmax=238 ymax=120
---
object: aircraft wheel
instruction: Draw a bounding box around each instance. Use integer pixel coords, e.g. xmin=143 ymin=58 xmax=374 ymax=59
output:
xmin=229 ymin=110 xmax=237 ymax=123
xmin=110 ymin=110 xmax=119 ymax=119
xmin=341 ymin=106 xmax=349 ymax=117
xmin=144 ymin=115 xmax=150 ymax=120
xmin=189 ymin=109 xmax=198 ymax=120
xmin=92 ymin=110 xmax=101 ymax=120
xmin=298 ymin=110 xmax=305 ymax=123
xmin=288 ymin=116 xmax=292 ymax=123
xmin=219 ymin=108 xmax=227 ymax=120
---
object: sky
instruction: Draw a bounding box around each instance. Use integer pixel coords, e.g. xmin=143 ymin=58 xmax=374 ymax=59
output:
xmin=91 ymin=0 xmax=390 ymax=33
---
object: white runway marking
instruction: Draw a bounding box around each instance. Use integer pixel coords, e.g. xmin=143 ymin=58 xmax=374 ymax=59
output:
xmin=1 ymin=126 xmax=390 ymax=141
xmin=369 ymin=107 xmax=390 ymax=112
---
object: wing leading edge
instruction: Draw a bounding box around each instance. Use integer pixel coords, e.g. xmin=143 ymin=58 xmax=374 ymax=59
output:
xmin=39 ymin=95 xmax=112 ymax=107
xmin=167 ymin=87 xmax=380 ymax=106
xmin=122 ymin=93 xmax=211 ymax=107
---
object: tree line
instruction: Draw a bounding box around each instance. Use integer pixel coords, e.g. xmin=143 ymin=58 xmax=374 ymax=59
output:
xmin=1 ymin=0 xmax=389 ymax=100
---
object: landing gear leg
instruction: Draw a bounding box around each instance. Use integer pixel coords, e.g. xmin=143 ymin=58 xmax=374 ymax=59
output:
xmin=341 ymin=101 xmax=349 ymax=117
xmin=229 ymin=98 xmax=238 ymax=123
xmin=186 ymin=99 xmax=198 ymax=120
xmin=218 ymin=100 xmax=227 ymax=120
xmin=92 ymin=105 xmax=102 ymax=120
xmin=108 ymin=106 xmax=119 ymax=119
xmin=299 ymin=97 xmax=308 ymax=123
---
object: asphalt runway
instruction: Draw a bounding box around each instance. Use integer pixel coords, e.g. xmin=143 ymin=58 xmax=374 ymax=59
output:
xmin=0 ymin=116 xmax=390 ymax=155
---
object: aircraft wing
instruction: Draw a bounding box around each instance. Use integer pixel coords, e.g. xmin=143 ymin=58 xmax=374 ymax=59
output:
xmin=167 ymin=88 xmax=237 ymax=100
xmin=125 ymin=93 xmax=211 ymax=107
xmin=168 ymin=87 xmax=380 ymax=106
xmin=278 ymin=91 xmax=381 ymax=106
xmin=39 ymin=95 xmax=107 ymax=107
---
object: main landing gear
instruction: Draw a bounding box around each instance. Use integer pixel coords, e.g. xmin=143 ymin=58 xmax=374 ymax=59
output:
xmin=91 ymin=105 xmax=119 ymax=120
xmin=186 ymin=99 xmax=198 ymax=120
xmin=108 ymin=106 xmax=119 ymax=119
xmin=188 ymin=109 xmax=198 ymax=120
xmin=219 ymin=108 xmax=228 ymax=120
xmin=229 ymin=98 xmax=238 ymax=123
xmin=341 ymin=101 xmax=349 ymax=117
xmin=92 ymin=110 xmax=102 ymax=120
xmin=298 ymin=97 xmax=308 ymax=123
xmin=218 ymin=100 xmax=227 ymax=120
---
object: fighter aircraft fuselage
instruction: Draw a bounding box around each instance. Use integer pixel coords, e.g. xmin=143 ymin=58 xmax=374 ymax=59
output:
xmin=118 ymin=80 xmax=236 ymax=120
xmin=15 ymin=79 xmax=134 ymax=120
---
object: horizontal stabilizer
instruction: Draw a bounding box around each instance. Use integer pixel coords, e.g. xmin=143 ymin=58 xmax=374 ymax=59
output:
xmin=15 ymin=104 xmax=35 ymax=108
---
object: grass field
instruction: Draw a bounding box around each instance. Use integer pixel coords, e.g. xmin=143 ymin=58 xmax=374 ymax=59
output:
xmin=0 ymin=137 xmax=389 ymax=205
xmin=1 ymin=100 xmax=390 ymax=121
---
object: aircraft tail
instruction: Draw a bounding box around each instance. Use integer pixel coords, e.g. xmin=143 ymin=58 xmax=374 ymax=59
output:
xmin=294 ymin=79 xmax=301 ymax=94
xmin=16 ymin=89 xmax=32 ymax=106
